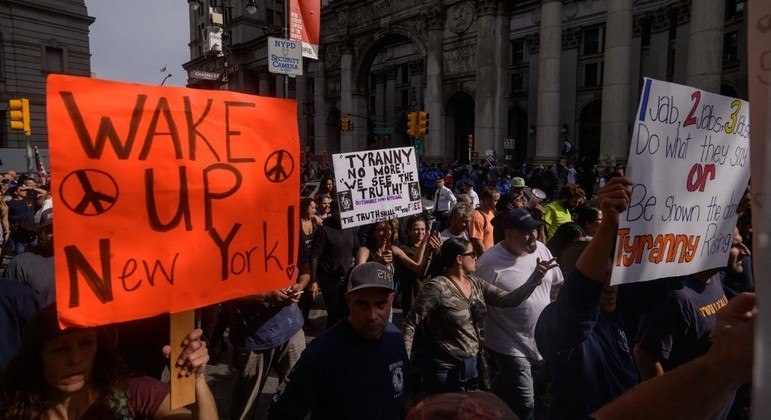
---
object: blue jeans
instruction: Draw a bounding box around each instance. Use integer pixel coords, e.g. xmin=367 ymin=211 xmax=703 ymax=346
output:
xmin=422 ymin=349 xmax=479 ymax=395
xmin=488 ymin=349 xmax=540 ymax=420
xmin=11 ymin=231 xmax=37 ymax=255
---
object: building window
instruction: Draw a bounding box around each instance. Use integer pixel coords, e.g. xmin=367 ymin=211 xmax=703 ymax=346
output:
xmin=400 ymin=90 xmax=408 ymax=107
xmin=581 ymin=26 xmax=605 ymax=56
xmin=725 ymin=0 xmax=746 ymax=21
xmin=223 ymin=7 xmax=233 ymax=26
xmin=400 ymin=64 xmax=409 ymax=84
xmin=368 ymin=96 xmax=376 ymax=113
xmin=641 ymin=20 xmax=651 ymax=47
xmin=723 ymin=31 xmax=739 ymax=62
xmin=510 ymin=72 xmax=524 ymax=92
xmin=267 ymin=0 xmax=285 ymax=26
xmin=511 ymin=39 xmax=527 ymax=65
xmin=581 ymin=62 xmax=603 ymax=87
xmin=666 ymin=41 xmax=676 ymax=81
xmin=44 ymin=47 xmax=64 ymax=73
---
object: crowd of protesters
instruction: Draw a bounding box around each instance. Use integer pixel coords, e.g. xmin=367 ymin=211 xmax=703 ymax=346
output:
xmin=0 ymin=154 xmax=758 ymax=419
xmin=284 ymin=155 xmax=755 ymax=420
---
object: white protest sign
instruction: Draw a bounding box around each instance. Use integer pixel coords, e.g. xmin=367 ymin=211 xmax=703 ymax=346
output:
xmin=611 ymin=78 xmax=751 ymax=285
xmin=268 ymin=37 xmax=303 ymax=76
xmin=333 ymin=147 xmax=422 ymax=229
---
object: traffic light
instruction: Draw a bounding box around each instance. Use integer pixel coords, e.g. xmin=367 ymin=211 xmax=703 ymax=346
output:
xmin=340 ymin=117 xmax=353 ymax=131
xmin=418 ymin=111 xmax=429 ymax=136
xmin=341 ymin=116 xmax=354 ymax=132
xmin=9 ymin=98 xmax=31 ymax=137
xmin=406 ymin=112 xmax=418 ymax=137
xmin=468 ymin=134 xmax=473 ymax=149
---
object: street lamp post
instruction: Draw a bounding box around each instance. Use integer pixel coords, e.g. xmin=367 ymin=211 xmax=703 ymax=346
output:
xmin=188 ymin=0 xmax=291 ymax=100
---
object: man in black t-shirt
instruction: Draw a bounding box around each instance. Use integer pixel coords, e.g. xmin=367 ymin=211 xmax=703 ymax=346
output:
xmin=269 ymin=262 xmax=410 ymax=419
xmin=634 ymin=267 xmax=732 ymax=419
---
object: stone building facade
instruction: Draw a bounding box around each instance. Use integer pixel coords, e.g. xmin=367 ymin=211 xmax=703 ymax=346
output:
xmin=186 ymin=0 xmax=746 ymax=164
xmin=0 ymin=0 xmax=93 ymax=151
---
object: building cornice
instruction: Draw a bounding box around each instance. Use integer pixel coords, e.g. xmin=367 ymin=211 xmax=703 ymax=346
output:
xmin=2 ymin=0 xmax=94 ymax=25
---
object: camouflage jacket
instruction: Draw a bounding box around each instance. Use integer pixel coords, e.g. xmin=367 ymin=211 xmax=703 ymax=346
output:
xmin=403 ymin=274 xmax=540 ymax=358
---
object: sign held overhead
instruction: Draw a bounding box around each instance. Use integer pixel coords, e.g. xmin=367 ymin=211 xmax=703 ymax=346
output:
xmin=611 ymin=78 xmax=750 ymax=286
xmin=332 ymin=147 xmax=423 ymax=229
xmin=46 ymin=74 xmax=300 ymax=328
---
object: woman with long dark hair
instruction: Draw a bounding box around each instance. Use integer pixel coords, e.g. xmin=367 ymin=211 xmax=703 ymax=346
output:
xmin=299 ymin=197 xmax=321 ymax=321
xmin=0 ymin=305 xmax=217 ymax=419
xmin=402 ymin=237 xmax=557 ymax=394
xmin=396 ymin=217 xmax=442 ymax=315
xmin=317 ymin=177 xmax=335 ymax=198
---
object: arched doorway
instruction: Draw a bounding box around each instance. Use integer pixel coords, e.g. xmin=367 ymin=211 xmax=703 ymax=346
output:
xmin=326 ymin=108 xmax=341 ymax=154
xmin=578 ymin=100 xmax=602 ymax=163
xmin=445 ymin=92 xmax=475 ymax=163
xmin=355 ymin=34 xmax=424 ymax=151
xmin=507 ymin=107 xmax=528 ymax=162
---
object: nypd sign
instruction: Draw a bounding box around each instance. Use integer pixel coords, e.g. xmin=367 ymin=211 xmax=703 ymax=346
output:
xmin=268 ymin=37 xmax=303 ymax=76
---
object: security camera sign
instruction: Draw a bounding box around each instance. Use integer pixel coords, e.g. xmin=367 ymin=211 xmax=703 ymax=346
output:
xmin=268 ymin=37 xmax=303 ymax=76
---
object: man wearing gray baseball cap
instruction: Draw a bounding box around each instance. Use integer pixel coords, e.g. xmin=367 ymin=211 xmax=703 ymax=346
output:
xmin=270 ymin=262 xmax=410 ymax=419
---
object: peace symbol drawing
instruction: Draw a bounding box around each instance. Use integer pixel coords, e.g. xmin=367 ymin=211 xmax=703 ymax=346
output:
xmin=264 ymin=150 xmax=295 ymax=183
xmin=59 ymin=169 xmax=119 ymax=216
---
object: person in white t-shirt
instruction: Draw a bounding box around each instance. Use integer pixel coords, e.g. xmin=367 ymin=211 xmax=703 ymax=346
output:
xmin=566 ymin=162 xmax=578 ymax=185
xmin=462 ymin=180 xmax=480 ymax=209
xmin=475 ymin=208 xmax=563 ymax=420
xmin=433 ymin=177 xmax=457 ymax=230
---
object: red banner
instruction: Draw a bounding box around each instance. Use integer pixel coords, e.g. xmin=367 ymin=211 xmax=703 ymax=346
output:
xmin=289 ymin=0 xmax=320 ymax=60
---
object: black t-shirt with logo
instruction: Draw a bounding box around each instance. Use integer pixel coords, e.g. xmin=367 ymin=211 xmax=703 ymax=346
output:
xmin=636 ymin=274 xmax=727 ymax=371
xmin=270 ymin=321 xmax=409 ymax=420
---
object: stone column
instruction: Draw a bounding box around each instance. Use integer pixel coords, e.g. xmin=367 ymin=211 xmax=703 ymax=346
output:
xmin=527 ymin=34 xmax=540 ymax=160
xmin=425 ymin=5 xmax=445 ymax=161
xmin=686 ymin=0 xmax=726 ymax=93
xmin=600 ymin=0 xmax=633 ymax=161
xmin=493 ymin=10 xmax=511 ymax=157
xmin=535 ymin=0 xmax=562 ymax=163
xmin=474 ymin=0 xmax=500 ymax=155
xmin=353 ymin=93 xmax=368 ymax=151
xmin=313 ymin=60 xmax=327 ymax=154
xmin=375 ymin=71 xmax=385 ymax=125
xmin=340 ymin=44 xmax=355 ymax=152
xmin=385 ymin=67 xmax=397 ymax=142
xmin=259 ymin=71 xmax=271 ymax=96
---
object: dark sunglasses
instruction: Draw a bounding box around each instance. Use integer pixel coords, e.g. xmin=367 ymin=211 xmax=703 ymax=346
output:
xmin=461 ymin=251 xmax=477 ymax=258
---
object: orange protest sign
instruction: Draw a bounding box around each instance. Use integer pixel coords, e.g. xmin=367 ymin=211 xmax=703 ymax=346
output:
xmin=47 ymin=75 xmax=299 ymax=328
